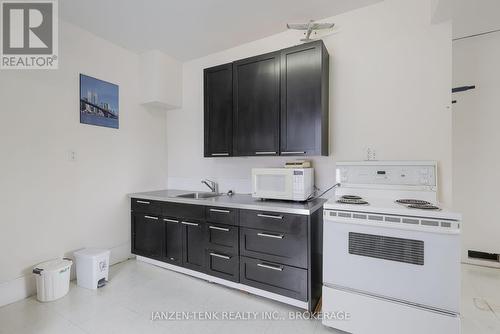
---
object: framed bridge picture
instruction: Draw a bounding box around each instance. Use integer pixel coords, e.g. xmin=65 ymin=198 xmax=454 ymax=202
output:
xmin=79 ymin=74 xmax=119 ymax=129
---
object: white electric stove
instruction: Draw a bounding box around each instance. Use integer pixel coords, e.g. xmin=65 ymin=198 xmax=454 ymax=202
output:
xmin=322 ymin=161 xmax=461 ymax=334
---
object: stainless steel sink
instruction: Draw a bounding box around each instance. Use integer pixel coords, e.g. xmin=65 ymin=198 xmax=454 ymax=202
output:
xmin=176 ymin=192 xmax=220 ymax=199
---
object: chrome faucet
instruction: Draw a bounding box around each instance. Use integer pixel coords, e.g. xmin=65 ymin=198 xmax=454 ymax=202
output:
xmin=201 ymin=179 xmax=218 ymax=193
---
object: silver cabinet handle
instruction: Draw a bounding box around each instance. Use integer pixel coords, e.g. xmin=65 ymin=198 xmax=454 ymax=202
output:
xmin=209 ymin=208 xmax=231 ymax=213
xmin=144 ymin=215 xmax=158 ymax=220
xmin=257 ymin=263 xmax=283 ymax=271
xmin=209 ymin=226 xmax=230 ymax=232
xmin=281 ymin=151 xmax=305 ymax=154
xmin=181 ymin=221 xmax=199 ymax=226
xmin=257 ymin=232 xmax=284 ymax=239
xmin=136 ymin=200 xmax=150 ymax=204
xmin=211 ymin=153 xmax=229 ymax=156
xmin=163 ymin=218 xmax=179 ymax=223
xmin=255 ymin=151 xmax=277 ymax=155
xmin=209 ymin=252 xmax=231 ymax=260
xmin=257 ymin=213 xmax=284 ymax=220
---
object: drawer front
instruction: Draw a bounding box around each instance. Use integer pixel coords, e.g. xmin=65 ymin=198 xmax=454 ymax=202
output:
xmin=240 ymin=256 xmax=307 ymax=301
xmin=239 ymin=210 xmax=307 ymax=234
xmin=206 ymin=223 xmax=239 ymax=253
xmin=205 ymin=250 xmax=239 ymax=282
xmin=206 ymin=207 xmax=237 ymax=226
xmin=162 ymin=202 xmax=205 ymax=220
xmin=131 ymin=198 xmax=162 ymax=215
xmin=240 ymin=227 xmax=307 ymax=268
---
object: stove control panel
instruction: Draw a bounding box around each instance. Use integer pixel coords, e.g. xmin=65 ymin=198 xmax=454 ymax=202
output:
xmin=336 ymin=162 xmax=437 ymax=188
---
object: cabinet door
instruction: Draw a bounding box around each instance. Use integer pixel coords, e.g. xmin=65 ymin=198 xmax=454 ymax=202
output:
xmin=204 ymin=64 xmax=233 ymax=157
xmin=163 ymin=217 xmax=182 ymax=265
xmin=132 ymin=213 xmax=164 ymax=259
xmin=280 ymin=41 xmax=329 ymax=156
xmin=233 ymin=52 xmax=280 ymax=156
xmin=181 ymin=220 xmax=206 ymax=272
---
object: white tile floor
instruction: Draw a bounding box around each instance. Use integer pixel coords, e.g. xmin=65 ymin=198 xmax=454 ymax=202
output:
xmin=0 ymin=260 xmax=499 ymax=334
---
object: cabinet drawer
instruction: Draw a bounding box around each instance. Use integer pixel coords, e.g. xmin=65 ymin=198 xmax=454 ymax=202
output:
xmin=239 ymin=210 xmax=307 ymax=234
xmin=162 ymin=202 xmax=205 ymax=220
xmin=240 ymin=227 xmax=307 ymax=268
xmin=206 ymin=223 xmax=239 ymax=253
xmin=240 ymin=256 xmax=307 ymax=301
xmin=206 ymin=207 xmax=237 ymax=226
xmin=131 ymin=198 xmax=162 ymax=215
xmin=205 ymin=250 xmax=239 ymax=282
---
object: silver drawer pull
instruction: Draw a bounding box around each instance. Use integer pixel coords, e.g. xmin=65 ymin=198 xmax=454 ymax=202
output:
xmin=144 ymin=215 xmax=158 ymax=220
xmin=209 ymin=252 xmax=231 ymax=260
xmin=136 ymin=200 xmax=150 ymax=204
xmin=255 ymin=151 xmax=276 ymax=155
xmin=281 ymin=151 xmax=305 ymax=154
xmin=257 ymin=232 xmax=284 ymax=239
xmin=163 ymin=218 xmax=179 ymax=223
xmin=210 ymin=208 xmax=231 ymax=214
xmin=257 ymin=263 xmax=283 ymax=271
xmin=257 ymin=213 xmax=284 ymax=220
xmin=209 ymin=226 xmax=230 ymax=232
xmin=181 ymin=221 xmax=199 ymax=226
xmin=211 ymin=153 xmax=229 ymax=156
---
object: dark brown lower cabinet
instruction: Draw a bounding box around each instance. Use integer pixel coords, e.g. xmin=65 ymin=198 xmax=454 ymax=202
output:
xmin=181 ymin=220 xmax=206 ymax=272
xmin=240 ymin=256 xmax=308 ymax=301
xmin=132 ymin=213 xmax=164 ymax=259
xmin=240 ymin=227 xmax=307 ymax=268
xmin=205 ymin=249 xmax=239 ymax=282
xmin=131 ymin=199 xmax=323 ymax=311
xmin=206 ymin=223 xmax=238 ymax=253
xmin=163 ymin=217 xmax=182 ymax=265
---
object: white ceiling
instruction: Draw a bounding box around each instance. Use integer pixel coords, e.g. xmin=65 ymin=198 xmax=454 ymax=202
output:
xmin=453 ymin=0 xmax=500 ymax=39
xmin=60 ymin=0 xmax=382 ymax=60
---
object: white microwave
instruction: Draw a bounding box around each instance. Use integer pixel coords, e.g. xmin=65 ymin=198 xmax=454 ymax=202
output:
xmin=252 ymin=168 xmax=314 ymax=201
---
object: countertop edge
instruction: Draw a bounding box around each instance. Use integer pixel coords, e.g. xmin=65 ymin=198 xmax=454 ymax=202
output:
xmin=128 ymin=192 xmax=326 ymax=216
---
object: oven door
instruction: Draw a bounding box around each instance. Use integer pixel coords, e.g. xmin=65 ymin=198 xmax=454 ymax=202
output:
xmin=323 ymin=214 xmax=461 ymax=313
xmin=252 ymin=169 xmax=294 ymax=200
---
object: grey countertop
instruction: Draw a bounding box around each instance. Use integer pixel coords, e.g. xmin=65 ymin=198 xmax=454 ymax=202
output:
xmin=128 ymin=189 xmax=326 ymax=215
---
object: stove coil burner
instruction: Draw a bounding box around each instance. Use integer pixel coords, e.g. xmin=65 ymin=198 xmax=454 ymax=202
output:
xmin=396 ymin=199 xmax=431 ymax=205
xmin=336 ymin=199 xmax=369 ymax=205
xmin=341 ymin=195 xmax=363 ymax=200
xmin=407 ymin=204 xmax=441 ymax=210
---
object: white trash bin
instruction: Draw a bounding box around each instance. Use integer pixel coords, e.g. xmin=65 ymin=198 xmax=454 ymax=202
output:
xmin=33 ymin=258 xmax=73 ymax=302
xmin=74 ymin=248 xmax=110 ymax=289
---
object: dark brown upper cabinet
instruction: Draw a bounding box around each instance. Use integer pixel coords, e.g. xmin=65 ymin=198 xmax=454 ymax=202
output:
xmin=203 ymin=40 xmax=329 ymax=157
xmin=204 ymin=63 xmax=233 ymax=157
xmin=280 ymin=40 xmax=329 ymax=156
xmin=233 ymin=52 xmax=281 ymax=156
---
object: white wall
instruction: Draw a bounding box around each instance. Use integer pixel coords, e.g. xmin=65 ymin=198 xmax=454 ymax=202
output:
xmin=452 ymin=31 xmax=500 ymax=265
xmin=140 ymin=50 xmax=182 ymax=109
xmin=166 ymin=0 xmax=453 ymax=203
xmin=0 ymin=21 xmax=168 ymax=303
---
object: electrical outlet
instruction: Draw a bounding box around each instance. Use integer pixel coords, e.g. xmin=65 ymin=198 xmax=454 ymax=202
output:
xmin=365 ymin=147 xmax=376 ymax=161
xmin=68 ymin=150 xmax=77 ymax=162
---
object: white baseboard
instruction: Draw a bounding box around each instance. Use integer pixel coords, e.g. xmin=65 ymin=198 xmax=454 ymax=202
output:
xmin=137 ymin=255 xmax=309 ymax=310
xmin=0 ymin=274 xmax=37 ymax=308
xmin=0 ymin=242 xmax=133 ymax=308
